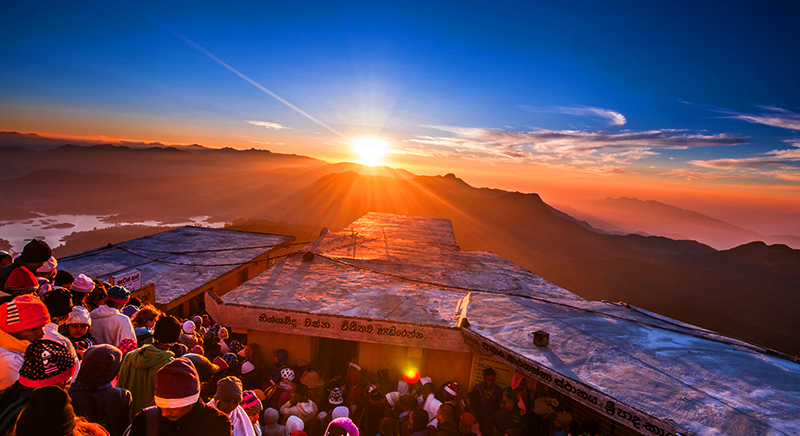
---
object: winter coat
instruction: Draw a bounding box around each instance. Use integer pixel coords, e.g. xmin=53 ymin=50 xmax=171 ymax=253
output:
xmin=70 ymin=381 xmax=133 ymax=436
xmin=0 ymin=381 xmax=33 ymax=436
xmin=436 ymin=421 xmax=462 ymax=436
xmin=90 ymin=305 xmax=136 ymax=347
xmin=280 ymin=399 xmax=318 ymax=423
xmin=0 ymin=329 xmax=29 ymax=392
xmin=128 ymin=400 xmax=232 ymax=436
xmin=118 ymin=344 xmax=174 ymax=418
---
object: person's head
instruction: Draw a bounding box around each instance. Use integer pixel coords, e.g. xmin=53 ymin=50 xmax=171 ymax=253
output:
xmin=130 ymin=303 xmax=160 ymax=329
xmin=379 ymin=418 xmax=399 ymax=436
xmin=367 ymin=385 xmax=383 ymax=407
xmin=218 ymin=327 xmax=229 ymax=339
xmin=12 ymin=385 xmax=75 ymax=436
xmin=332 ymin=406 xmax=349 ymax=420
xmin=155 ymin=358 xmax=201 ymax=421
xmin=54 ymin=270 xmax=74 ymax=289
xmin=19 ymin=239 xmax=52 ymax=272
xmin=0 ymin=251 xmax=12 ymax=267
xmin=153 ymin=315 xmax=182 ymax=347
xmin=443 ymin=381 xmax=459 ymax=402
xmin=466 ymin=390 xmax=482 ymax=417
xmin=65 ymin=306 xmax=92 ymax=340
xmin=105 ymin=286 xmax=130 ymax=309
xmin=287 ymin=415 xmax=305 ymax=434
xmin=76 ymin=344 xmax=123 ymax=387
xmin=19 ymin=339 xmax=77 ymax=389
xmin=35 ymin=256 xmax=57 ymax=280
xmin=410 ymin=408 xmax=429 ymax=432
xmin=325 ymin=418 xmax=359 ymax=436
xmin=274 ymin=348 xmax=287 ymax=365
xmin=437 ymin=403 xmax=457 ymax=425
xmin=0 ymin=294 xmax=49 ymax=342
xmin=281 ymin=367 xmax=295 ymax=383
xmin=42 ymin=287 xmax=73 ymax=325
xmin=263 ymin=407 xmax=279 ymax=425
xmin=241 ymin=390 xmax=263 ymax=425
xmin=483 ymin=368 xmax=496 ymax=388
xmin=4 ymin=267 xmax=39 ymax=296
xmin=214 ymin=376 xmax=243 ymax=414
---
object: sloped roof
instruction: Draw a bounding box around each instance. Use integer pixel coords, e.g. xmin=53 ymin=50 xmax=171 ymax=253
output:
xmin=58 ymin=226 xmax=294 ymax=306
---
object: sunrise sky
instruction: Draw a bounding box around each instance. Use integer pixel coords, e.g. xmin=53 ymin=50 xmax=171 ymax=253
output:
xmin=1 ymin=1 xmax=799 ymax=228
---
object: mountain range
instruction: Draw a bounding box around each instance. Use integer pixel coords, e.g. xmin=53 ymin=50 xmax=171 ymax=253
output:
xmin=1 ymin=138 xmax=798 ymax=355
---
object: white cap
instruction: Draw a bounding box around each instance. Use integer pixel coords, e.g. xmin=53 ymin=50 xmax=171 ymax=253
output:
xmin=242 ymin=361 xmax=255 ymax=374
xmin=182 ymin=320 xmax=196 ymax=334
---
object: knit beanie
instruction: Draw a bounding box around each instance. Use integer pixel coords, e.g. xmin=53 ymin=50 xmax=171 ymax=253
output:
xmin=332 ymin=406 xmax=349 ymax=419
xmin=66 ymin=305 xmax=91 ymax=326
xmin=154 ymin=358 xmax=201 ymax=408
xmin=281 ymin=367 xmax=295 ymax=382
xmin=182 ymin=320 xmax=196 ymax=334
xmin=183 ymin=353 xmax=221 ymax=382
xmin=329 ymin=387 xmax=344 ymax=405
xmin=444 ymin=382 xmax=459 ymax=397
xmin=20 ymin=239 xmax=52 ymax=264
xmin=54 ymin=270 xmax=74 ymax=287
xmin=4 ymin=267 xmax=39 ymax=294
xmin=326 ymin=418 xmax=359 ymax=436
xmin=215 ymin=376 xmax=243 ymax=403
xmin=291 ymin=431 xmax=308 ymax=436
xmin=76 ymin=344 xmax=123 ymax=387
xmin=287 ymin=415 xmax=305 ymax=433
xmin=191 ymin=345 xmax=204 ymax=355
xmin=385 ymin=391 xmax=400 ymax=408
xmin=118 ymin=337 xmax=138 ymax=354
xmin=13 ymin=385 xmax=76 ymax=436
xmin=71 ymin=274 xmax=95 ymax=293
xmin=241 ymin=361 xmax=255 ymax=374
xmin=241 ymin=390 xmax=263 ymax=416
xmin=36 ymin=256 xmax=58 ymax=275
xmin=263 ymin=407 xmax=279 ymax=425
xmin=42 ymin=287 xmax=73 ymax=319
xmin=0 ymin=294 xmax=50 ymax=333
xmin=192 ymin=316 xmax=202 ymax=329
xmin=106 ymin=286 xmax=130 ymax=305
xmin=153 ymin=315 xmax=181 ymax=344
xmin=121 ymin=305 xmax=139 ymax=317
xmin=19 ymin=339 xmax=77 ymax=388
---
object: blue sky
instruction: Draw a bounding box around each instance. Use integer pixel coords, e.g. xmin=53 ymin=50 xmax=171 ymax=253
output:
xmin=1 ymin=0 xmax=799 ymax=213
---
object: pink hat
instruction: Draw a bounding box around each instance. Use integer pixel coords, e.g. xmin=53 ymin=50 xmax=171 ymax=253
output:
xmin=0 ymin=294 xmax=50 ymax=333
xmin=118 ymin=338 xmax=138 ymax=354
xmin=326 ymin=418 xmax=359 ymax=436
xmin=154 ymin=358 xmax=200 ymax=408
xmin=241 ymin=390 xmax=262 ymax=412
xmin=71 ymin=274 xmax=95 ymax=293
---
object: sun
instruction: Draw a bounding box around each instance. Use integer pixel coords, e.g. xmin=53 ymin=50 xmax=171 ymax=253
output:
xmin=351 ymin=137 xmax=390 ymax=166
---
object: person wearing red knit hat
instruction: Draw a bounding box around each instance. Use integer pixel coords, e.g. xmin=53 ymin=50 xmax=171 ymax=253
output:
xmin=128 ymin=357 xmax=232 ymax=436
xmin=0 ymin=239 xmax=52 ymax=303
xmin=0 ymin=294 xmax=50 ymax=391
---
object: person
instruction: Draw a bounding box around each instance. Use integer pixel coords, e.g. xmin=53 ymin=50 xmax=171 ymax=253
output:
xmin=0 ymin=239 xmax=51 ymax=300
xmin=0 ymin=339 xmax=77 ymax=436
xmin=42 ymin=287 xmax=79 ymax=363
xmin=261 ymin=408 xmax=285 ymax=436
xmin=355 ymin=385 xmax=392 ymax=436
xmin=130 ymin=304 xmax=160 ymax=347
xmin=419 ymin=382 xmax=441 ymax=424
xmin=70 ymin=274 xmax=95 ymax=307
xmin=178 ymin=320 xmax=199 ymax=349
xmin=500 ymin=373 xmax=530 ymax=430
xmin=90 ymin=285 xmax=136 ymax=348
xmin=35 ymin=256 xmax=58 ymax=281
xmin=209 ymin=376 xmax=255 ymax=436
xmin=182 ymin=352 xmax=227 ymax=401
xmin=473 ymin=369 xmax=502 ymax=416
xmin=286 ymin=415 xmax=305 ymax=435
xmin=408 ymin=409 xmax=429 ymax=436
xmin=241 ymin=390 xmax=264 ymax=436
xmin=54 ymin=270 xmax=75 ymax=290
xmin=11 ymin=385 xmax=77 ymax=436
xmin=1 ymin=266 xmax=40 ymax=303
xmin=118 ymin=315 xmax=180 ymax=418
xmin=83 ymin=282 xmax=108 ymax=314
xmin=60 ymin=306 xmax=96 ymax=358
xmin=0 ymin=252 xmax=11 ymax=268
xmin=69 ymin=344 xmax=132 ymax=436
xmin=218 ymin=327 xmax=231 ymax=354
xmin=281 ymin=384 xmax=318 ymax=423
xmin=128 ymin=357 xmax=232 ymax=436
xmin=324 ymin=417 xmax=359 ymax=436
xmin=552 ymin=411 xmax=572 ymax=436
xmin=240 ymin=343 xmax=270 ymax=390
xmin=269 ymin=349 xmax=288 ymax=384
xmin=0 ymin=294 xmax=50 ymax=391
xmin=436 ymin=404 xmax=460 ymax=436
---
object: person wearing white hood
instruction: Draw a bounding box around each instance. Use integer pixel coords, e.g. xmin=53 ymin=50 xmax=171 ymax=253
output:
xmin=285 ymin=415 xmax=305 ymax=436
xmin=281 ymin=384 xmax=318 ymax=423
xmin=90 ymin=285 xmax=136 ymax=347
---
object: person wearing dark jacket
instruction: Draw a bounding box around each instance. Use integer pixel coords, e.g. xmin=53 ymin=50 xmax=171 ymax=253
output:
xmin=128 ymin=357 xmax=232 ymax=436
xmin=69 ymin=344 xmax=133 ymax=436
xmin=0 ymin=239 xmax=51 ymax=303
xmin=436 ymin=404 xmax=462 ymax=436
xmin=355 ymin=386 xmax=393 ymax=436
xmin=269 ymin=349 xmax=288 ymax=384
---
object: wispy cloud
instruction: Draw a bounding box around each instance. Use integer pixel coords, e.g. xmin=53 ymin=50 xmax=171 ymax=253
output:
xmin=245 ymin=120 xmax=293 ymax=130
xmin=687 ymin=141 xmax=800 ymax=182
xmin=522 ymin=105 xmax=627 ymax=126
xmin=679 ymin=100 xmax=800 ymax=131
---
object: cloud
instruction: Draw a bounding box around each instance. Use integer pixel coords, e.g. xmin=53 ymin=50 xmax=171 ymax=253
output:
xmin=522 ymin=105 xmax=627 ymax=126
xmin=245 ymin=120 xmax=293 ymax=130
xmin=689 ymin=140 xmax=800 ymax=171
xmin=679 ymin=101 xmax=800 ymax=131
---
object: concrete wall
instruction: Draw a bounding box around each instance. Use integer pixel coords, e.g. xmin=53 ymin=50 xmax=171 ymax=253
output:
xmin=247 ymin=329 xmax=314 ymax=366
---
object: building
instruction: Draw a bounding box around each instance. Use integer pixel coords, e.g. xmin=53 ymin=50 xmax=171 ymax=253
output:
xmin=59 ymin=226 xmax=295 ymax=317
xmin=207 ymin=212 xmax=800 ymax=436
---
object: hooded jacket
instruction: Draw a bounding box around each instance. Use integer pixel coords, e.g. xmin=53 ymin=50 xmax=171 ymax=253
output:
xmin=269 ymin=349 xmax=288 ymax=383
xmin=90 ymin=305 xmax=136 ymax=347
xmin=0 ymin=329 xmax=29 ymax=392
xmin=118 ymin=344 xmax=174 ymax=417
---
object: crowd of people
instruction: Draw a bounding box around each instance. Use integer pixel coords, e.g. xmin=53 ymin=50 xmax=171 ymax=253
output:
xmin=0 ymin=240 xmax=602 ymax=436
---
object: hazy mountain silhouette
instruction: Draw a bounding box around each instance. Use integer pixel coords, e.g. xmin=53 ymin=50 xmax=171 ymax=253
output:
xmin=2 ymin=144 xmax=799 ymax=355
